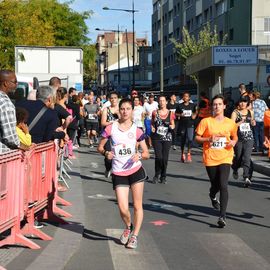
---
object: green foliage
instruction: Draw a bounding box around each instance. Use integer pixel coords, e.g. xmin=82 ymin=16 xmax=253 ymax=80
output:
xmin=172 ymin=23 xmax=227 ymax=82
xmin=82 ymin=44 xmax=97 ymax=87
xmin=0 ymin=0 xmax=93 ymax=70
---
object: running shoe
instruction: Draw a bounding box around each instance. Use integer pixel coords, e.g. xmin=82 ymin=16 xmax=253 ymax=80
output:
xmin=232 ymin=170 xmax=238 ymax=180
xmin=34 ymin=220 xmax=44 ymax=229
xmin=181 ymin=153 xmax=186 ymax=163
xmin=186 ymin=153 xmax=192 ymax=163
xmin=105 ymin=170 xmax=111 ymax=178
xmin=125 ymin=235 xmax=138 ymax=249
xmin=160 ymin=177 xmax=167 ymax=184
xmin=217 ymin=216 xmax=226 ymax=228
xmin=89 ymin=143 xmax=94 ymax=148
xmin=173 ymin=145 xmax=177 ymax=150
xmin=152 ymin=176 xmax=159 ymax=184
xmin=244 ymin=178 xmax=251 ymax=188
xmin=120 ymin=224 xmax=133 ymax=245
xmin=209 ymin=194 xmax=220 ymax=210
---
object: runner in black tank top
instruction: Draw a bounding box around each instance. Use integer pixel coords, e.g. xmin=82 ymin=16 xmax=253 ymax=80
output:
xmin=231 ymin=96 xmax=256 ymax=187
xmin=151 ymin=95 xmax=175 ymax=184
xmin=100 ymin=91 xmax=119 ymax=178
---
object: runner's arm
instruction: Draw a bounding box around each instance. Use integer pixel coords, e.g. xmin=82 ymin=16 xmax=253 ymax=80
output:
xmin=101 ymin=107 xmax=110 ymax=127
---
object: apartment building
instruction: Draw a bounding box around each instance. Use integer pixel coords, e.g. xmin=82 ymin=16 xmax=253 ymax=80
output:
xmin=152 ymin=0 xmax=270 ymax=92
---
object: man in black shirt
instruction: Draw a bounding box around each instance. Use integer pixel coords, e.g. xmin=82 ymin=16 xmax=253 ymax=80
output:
xmin=176 ymin=92 xmax=197 ymax=163
xmin=16 ymin=86 xmax=65 ymax=143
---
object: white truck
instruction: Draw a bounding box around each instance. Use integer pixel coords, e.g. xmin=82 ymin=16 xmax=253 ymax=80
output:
xmin=15 ymin=46 xmax=83 ymax=98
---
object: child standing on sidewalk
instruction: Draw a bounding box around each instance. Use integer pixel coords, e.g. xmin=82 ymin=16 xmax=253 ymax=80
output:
xmin=16 ymin=107 xmax=32 ymax=149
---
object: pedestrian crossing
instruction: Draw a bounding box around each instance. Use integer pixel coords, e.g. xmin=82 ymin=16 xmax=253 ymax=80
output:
xmin=105 ymin=229 xmax=270 ymax=270
xmin=195 ymin=233 xmax=270 ymax=270
xmin=106 ymin=229 xmax=170 ymax=270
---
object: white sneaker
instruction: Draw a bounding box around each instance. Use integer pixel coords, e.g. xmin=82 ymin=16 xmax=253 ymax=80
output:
xmin=173 ymin=145 xmax=177 ymax=150
xmin=244 ymin=178 xmax=251 ymax=187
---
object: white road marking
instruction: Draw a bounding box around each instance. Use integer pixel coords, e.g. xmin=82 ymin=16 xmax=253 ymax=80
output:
xmin=90 ymin=162 xmax=99 ymax=169
xmin=88 ymin=194 xmax=115 ymax=200
xmin=106 ymin=229 xmax=170 ymax=270
xmin=195 ymin=233 xmax=270 ymax=270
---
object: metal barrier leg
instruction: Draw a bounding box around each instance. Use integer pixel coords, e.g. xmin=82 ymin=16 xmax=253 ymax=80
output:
xmin=0 ymin=223 xmax=41 ymax=250
xmin=21 ymin=208 xmax=52 ymax=241
xmin=55 ymin=194 xmax=72 ymax=206
xmin=59 ymin=175 xmax=70 ymax=189
xmin=64 ymin=160 xmax=72 ymax=171
xmin=66 ymin=158 xmax=73 ymax=165
xmin=62 ymin=167 xmax=71 ymax=179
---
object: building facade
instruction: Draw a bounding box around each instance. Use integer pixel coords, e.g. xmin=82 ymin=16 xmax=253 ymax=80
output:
xmin=96 ymin=32 xmax=152 ymax=95
xmin=152 ymin=0 xmax=270 ymax=93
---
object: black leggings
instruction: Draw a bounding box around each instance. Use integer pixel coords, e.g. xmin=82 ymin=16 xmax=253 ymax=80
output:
xmin=179 ymin=127 xmax=194 ymax=152
xmin=152 ymin=140 xmax=172 ymax=178
xmin=206 ymin=164 xmax=230 ymax=217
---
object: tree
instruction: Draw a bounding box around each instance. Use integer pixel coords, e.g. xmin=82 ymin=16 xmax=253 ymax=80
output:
xmin=0 ymin=0 xmax=93 ymax=69
xmin=82 ymin=44 xmax=97 ymax=89
xmin=172 ymin=23 xmax=227 ymax=83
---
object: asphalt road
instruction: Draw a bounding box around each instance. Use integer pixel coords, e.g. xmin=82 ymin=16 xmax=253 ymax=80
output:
xmin=63 ymin=145 xmax=270 ymax=270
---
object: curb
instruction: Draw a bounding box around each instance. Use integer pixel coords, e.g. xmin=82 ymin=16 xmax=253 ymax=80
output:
xmin=252 ymin=158 xmax=270 ymax=177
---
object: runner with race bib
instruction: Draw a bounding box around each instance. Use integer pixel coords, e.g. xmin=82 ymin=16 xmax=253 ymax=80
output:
xmin=98 ymin=98 xmax=149 ymax=249
xmin=176 ymin=92 xmax=197 ymax=163
xmin=151 ymin=95 xmax=175 ymax=184
xmin=195 ymin=94 xmax=237 ymax=228
xmin=231 ymin=95 xmax=255 ymax=187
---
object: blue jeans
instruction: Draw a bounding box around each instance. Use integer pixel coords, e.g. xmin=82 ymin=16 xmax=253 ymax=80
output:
xmin=254 ymin=121 xmax=264 ymax=151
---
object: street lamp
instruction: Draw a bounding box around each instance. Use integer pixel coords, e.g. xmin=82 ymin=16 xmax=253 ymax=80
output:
xmin=159 ymin=0 xmax=164 ymax=92
xmin=103 ymin=1 xmax=139 ymax=91
xmin=95 ymin=26 xmax=122 ymax=89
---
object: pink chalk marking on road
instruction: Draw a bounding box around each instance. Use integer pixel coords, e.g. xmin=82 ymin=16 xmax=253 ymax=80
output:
xmin=150 ymin=220 xmax=169 ymax=226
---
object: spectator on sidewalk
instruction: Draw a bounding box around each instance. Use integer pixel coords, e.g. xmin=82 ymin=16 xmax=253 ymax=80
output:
xmin=16 ymin=86 xmax=65 ymax=143
xmin=15 ymin=107 xmax=32 ymax=149
xmin=252 ymin=91 xmax=268 ymax=152
xmin=49 ymin=76 xmax=61 ymax=93
xmin=0 ymin=70 xmax=20 ymax=153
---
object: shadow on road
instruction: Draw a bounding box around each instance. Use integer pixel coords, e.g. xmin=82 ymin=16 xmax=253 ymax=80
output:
xmin=144 ymin=199 xmax=270 ymax=229
xmin=83 ymin=228 xmax=121 ymax=245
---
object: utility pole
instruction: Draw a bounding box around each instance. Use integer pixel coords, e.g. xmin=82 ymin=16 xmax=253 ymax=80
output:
xmin=160 ymin=0 xmax=164 ymax=92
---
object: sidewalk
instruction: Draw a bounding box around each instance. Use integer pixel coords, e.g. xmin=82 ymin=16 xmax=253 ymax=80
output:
xmin=1 ymin=149 xmax=85 ymax=270
xmin=252 ymin=153 xmax=270 ymax=177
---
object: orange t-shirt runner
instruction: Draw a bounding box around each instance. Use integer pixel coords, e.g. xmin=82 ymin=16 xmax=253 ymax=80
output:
xmin=196 ymin=117 xmax=237 ymax=166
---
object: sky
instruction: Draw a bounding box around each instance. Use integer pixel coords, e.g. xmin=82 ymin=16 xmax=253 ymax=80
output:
xmin=60 ymin=0 xmax=153 ymax=44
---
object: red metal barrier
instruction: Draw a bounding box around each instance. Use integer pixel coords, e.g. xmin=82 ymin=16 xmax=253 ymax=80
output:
xmin=0 ymin=142 xmax=72 ymax=249
xmin=0 ymin=150 xmax=39 ymax=249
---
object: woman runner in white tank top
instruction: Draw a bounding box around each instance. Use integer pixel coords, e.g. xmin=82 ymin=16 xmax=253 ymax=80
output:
xmin=98 ymin=98 xmax=149 ymax=249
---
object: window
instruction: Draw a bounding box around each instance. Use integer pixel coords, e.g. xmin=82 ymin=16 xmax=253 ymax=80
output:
xmin=204 ymin=9 xmax=209 ymax=22
xmin=196 ymin=14 xmax=202 ymax=27
xmin=219 ymin=30 xmax=224 ymax=43
xmin=164 ymin=35 xmax=168 ymax=45
xmin=209 ymin=6 xmax=212 ymax=19
xmin=216 ymin=0 xmax=226 ymax=16
xmin=147 ymin=53 xmax=152 ymax=65
xmin=147 ymin=72 xmax=152 ymax=81
xmin=264 ymin=18 xmax=270 ymax=32
xmin=230 ymin=0 xmax=234 ymax=8
xmin=229 ymin=28 xmax=234 ymax=40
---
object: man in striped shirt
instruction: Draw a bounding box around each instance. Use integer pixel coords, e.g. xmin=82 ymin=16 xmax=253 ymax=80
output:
xmin=0 ymin=70 xmax=20 ymax=153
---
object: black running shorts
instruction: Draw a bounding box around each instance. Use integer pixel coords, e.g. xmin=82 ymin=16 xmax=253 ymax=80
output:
xmin=85 ymin=122 xmax=99 ymax=131
xmin=112 ymin=166 xmax=147 ymax=190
